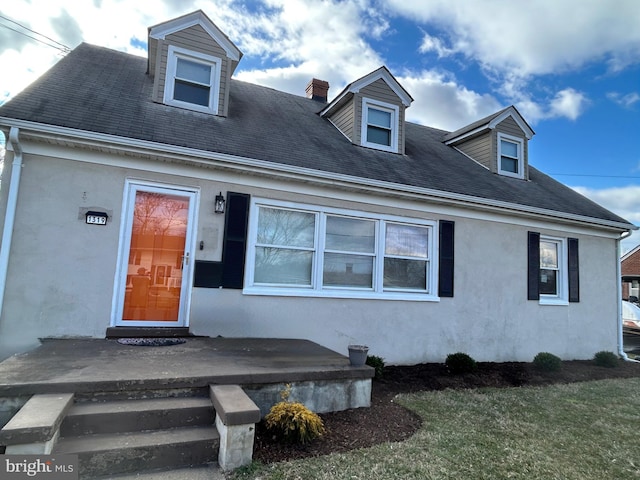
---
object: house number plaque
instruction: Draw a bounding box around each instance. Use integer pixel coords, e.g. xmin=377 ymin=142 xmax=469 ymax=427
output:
xmin=85 ymin=211 xmax=108 ymax=225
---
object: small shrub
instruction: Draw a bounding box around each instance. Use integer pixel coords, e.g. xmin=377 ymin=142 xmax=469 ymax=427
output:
xmin=593 ymin=351 xmax=619 ymax=368
xmin=445 ymin=352 xmax=477 ymax=374
xmin=533 ymin=352 xmax=562 ymax=372
xmin=264 ymin=384 xmax=325 ymax=444
xmin=366 ymin=355 xmax=385 ymax=378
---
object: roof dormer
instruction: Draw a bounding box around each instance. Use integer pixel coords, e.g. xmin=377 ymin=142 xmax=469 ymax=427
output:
xmin=147 ymin=10 xmax=242 ymax=116
xmin=320 ymin=67 xmax=413 ymax=154
xmin=444 ymin=106 xmax=534 ymax=180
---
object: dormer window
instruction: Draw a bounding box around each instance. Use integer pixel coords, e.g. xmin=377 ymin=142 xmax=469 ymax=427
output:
xmin=320 ymin=67 xmax=412 ymax=155
xmin=361 ymin=98 xmax=399 ymax=153
xmin=366 ymin=107 xmax=391 ymax=146
xmin=164 ymin=45 xmax=221 ymax=114
xmin=497 ymin=132 xmax=524 ymax=179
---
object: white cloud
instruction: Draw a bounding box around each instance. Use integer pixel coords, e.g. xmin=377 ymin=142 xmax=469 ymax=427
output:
xmin=0 ymin=0 xmax=179 ymax=104
xmin=549 ymin=88 xmax=588 ymax=121
xmin=383 ymin=0 xmax=639 ymax=124
xmin=385 ymin=0 xmax=640 ymax=77
xmin=231 ymin=0 xmax=388 ymax=93
xmin=399 ymin=70 xmax=502 ymax=131
xmin=572 ymin=185 xmax=640 ymax=255
xmin=419 ymin=33 xmax=457 ymax=58
xmin=607 ymin=91 xmax=640 ymax=109
xmin=1 ymin=0 xmax=636 ymax=136
xmin=572 ymin=185 xmax=640 ymax=224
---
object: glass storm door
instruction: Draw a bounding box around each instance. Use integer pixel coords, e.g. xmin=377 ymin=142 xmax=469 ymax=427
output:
xmin=115 ymin=183 xmax=198 ymax=327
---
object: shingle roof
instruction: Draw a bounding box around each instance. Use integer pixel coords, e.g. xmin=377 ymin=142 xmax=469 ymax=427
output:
xmin=443 ymin=105 xmax=534 ymax=143
xmin=0 ymin=43 xmax=632 ymax=228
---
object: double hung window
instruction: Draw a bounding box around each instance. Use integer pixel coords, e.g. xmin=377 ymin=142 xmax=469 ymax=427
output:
xmin=323 ymin=216 xmax=376 ymax=288
xmin=246 ymin=200 xmax=437 ymax=300
xmin=361 ymin=99 xmax=399 ymax=153
xmin=384 ymin=223 xmax=430 ymax=291
xmin=539 ymin=238 xmax=563 ymax=297
xmin=366 ymin=108 xmax=392 ymax=146
xmin=164 ymin=46 xmax=221 ymax=114
xmin=254 ymin=207 xmax=316 ymax=286
xmin=528 ymin=232 xmax=577 ymax=305
xmin=497 ymin=133 xmax=524 ymax=178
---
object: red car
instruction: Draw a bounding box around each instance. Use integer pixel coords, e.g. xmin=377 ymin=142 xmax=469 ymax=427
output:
xmin=622 ymin=300 xmax=640 ymax=336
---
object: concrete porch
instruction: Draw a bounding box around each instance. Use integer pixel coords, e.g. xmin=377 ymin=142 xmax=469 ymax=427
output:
xmin=0 ymin=337 xmax=373 ymax=478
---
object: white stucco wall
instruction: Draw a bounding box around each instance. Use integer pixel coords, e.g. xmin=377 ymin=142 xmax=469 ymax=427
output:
xmin=189 ymin=220 xmax=620 ymax=364
xmin=0 ymin=140 xmax=623 ymax=363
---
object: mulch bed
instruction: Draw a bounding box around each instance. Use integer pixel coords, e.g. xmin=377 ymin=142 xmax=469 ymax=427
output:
xmin=253 ymin=359 xmax=640 ymax=464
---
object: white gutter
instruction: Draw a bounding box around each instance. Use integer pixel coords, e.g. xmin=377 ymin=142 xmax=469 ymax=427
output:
xmin=2 ymin=117 xmax=636 ymax=234
xmin=617 ymin=232 xmax=640 ymax=362
xmin=0 ymin=127 xmax=23 ymax=320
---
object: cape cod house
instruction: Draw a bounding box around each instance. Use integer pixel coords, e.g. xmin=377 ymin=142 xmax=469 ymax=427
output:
xmin=0 ymin=10 xmax=634 ymax=364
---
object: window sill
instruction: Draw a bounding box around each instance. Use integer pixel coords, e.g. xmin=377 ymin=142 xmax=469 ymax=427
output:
xmin=243 ymin=286 xmax=440 ymax=302
xmin=539 ymin=297 xmax=569 ymax=306
xmin=165 ymin=98 xmax=217 ymax=115
xmin=360 ymin=141 xmax=397 ymax=153
xmin=498 ymin=170 xmax=525 ymax=180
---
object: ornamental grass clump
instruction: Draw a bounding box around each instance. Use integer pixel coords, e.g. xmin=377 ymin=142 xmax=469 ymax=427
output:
xmin=533 ymin=352 xmax=562 ymax=372
xmin=593 ymin=350 xmax=619 ymax=368
xmin=445 ymin=352 xmax=478 ymax=374
xmin=264 ymin=384 xmax=325 ymax=444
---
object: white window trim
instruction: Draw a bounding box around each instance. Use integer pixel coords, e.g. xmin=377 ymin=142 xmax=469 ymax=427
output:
xmin=163 ymin=45 xmax=221 ymax=115
xmin=244 ymin=198 xmax=439 ymax=302
xmin=360 ymin=98 xmax=399 ymax=153
xmin=539 ymin=236 xmax=568 ymax=306
xmin=497 ymin=132 xmax=524 ymax=179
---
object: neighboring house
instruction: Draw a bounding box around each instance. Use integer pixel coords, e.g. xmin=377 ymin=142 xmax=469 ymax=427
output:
xmin=622 ymin=244 xmax=640 ymax=302
xmin=0 ymin=11 xmax=635 ymax=364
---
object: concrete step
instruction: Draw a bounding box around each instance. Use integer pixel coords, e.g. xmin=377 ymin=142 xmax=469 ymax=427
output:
xmin=73 ymin=386 xmax=209 ymax=402
xmin=95 ymin=464 xmax=224 ymax=479
xmin=53 ymin=425 xmax=219 ymax=478
xmin=61 ymin=396 xmax=214 ymax=436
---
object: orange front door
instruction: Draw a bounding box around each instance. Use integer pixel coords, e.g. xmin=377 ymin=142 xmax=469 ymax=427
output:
xmin=116 ymin=184 xmax=197 ymax=326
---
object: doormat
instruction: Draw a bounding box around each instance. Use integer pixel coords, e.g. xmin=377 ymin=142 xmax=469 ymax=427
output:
xmin=117 ymin=338 xmax=187 ymax=347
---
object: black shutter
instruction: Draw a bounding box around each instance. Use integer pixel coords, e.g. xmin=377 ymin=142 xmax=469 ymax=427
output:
xmin=221 ymin=192 xmax=250 ymax=289
xmin=438 ymin=220 xmax=455 ymax=297
xmin=193 ymin=192 xmax=251 ymax=289
xmin=568 ymin=237 xmax=580 ymax=302
xmin=527 ymin=231 xmax=540 ymax=300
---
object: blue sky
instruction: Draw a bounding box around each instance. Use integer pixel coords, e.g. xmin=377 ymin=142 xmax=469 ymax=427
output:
xmin=1 ymin=0 xmax=639 ymax=251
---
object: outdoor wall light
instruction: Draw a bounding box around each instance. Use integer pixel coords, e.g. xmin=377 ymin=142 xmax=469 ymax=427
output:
xmin=214 ymin=192 xmax=226 ymax=214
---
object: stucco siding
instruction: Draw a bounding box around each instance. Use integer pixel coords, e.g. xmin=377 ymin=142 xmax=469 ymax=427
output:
xmin=0 ymin=144 xmax=621 ymax=364
xmin=0 ymin=146 xmax=228 ymax=358
xmin=0 ymin=149 xmax=14 ymax=237
xmin=191 ymin=219 xmax=619 ymax=364
xmin=0 ymin=152 xmax=122 ymax=355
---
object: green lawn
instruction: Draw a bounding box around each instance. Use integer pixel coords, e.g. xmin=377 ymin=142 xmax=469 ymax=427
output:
xmin=232 ymin=378 xmax=640 ymax=480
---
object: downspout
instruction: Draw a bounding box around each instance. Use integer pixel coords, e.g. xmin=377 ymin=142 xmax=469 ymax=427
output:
xmin=0 ymin=127 xmax=23 ymax=320
xmin=617 ymin=231 xmax=640 ymax=362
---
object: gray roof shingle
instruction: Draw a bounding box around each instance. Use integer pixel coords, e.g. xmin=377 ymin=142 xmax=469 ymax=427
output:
xmin=0 ymin=43 xmax=631 ymax=228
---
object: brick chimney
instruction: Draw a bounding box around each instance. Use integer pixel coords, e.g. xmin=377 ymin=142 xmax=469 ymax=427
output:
xmin=306 ymin=78 xmax=329 ymax=102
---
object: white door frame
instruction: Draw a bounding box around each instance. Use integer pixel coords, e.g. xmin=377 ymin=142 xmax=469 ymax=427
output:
xmin=111 ymin=179 xmax=200 ymax=327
